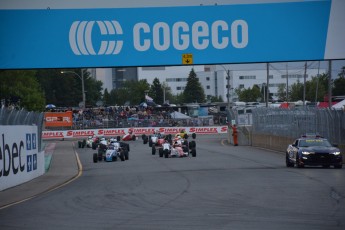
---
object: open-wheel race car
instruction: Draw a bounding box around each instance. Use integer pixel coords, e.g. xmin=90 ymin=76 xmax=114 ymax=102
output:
xmin=93 ymin=138 xmax=130 ymax=163
xmin=142 ymin=131 xmax=172 ymax=155
xmin=118 ymin=130 xmax=137 ymax=141
xmin=161 ymin=134 xmax=196 ymax=158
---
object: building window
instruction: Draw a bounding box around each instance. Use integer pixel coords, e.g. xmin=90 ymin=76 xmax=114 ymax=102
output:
xmin=239 ymin=84 xmax=244 ymax=89
xmin=206 ymin=85 xmax=210 ymax=89
xmin=281 ymin=74 xmax=307 ymax=79
xmin=239 ymin=75 xmax=256 ymax=80
xmin=206 ymin=77 xmax=210 ymax=81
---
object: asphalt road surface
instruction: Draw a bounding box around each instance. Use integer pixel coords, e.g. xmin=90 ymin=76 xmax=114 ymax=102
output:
xmin=1 ymin=134 xmax=345 ymax=230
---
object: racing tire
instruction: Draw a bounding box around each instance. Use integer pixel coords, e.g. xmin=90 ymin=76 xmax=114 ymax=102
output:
xmin=184 ymin=134 xmax=189 ymax=139
xmin=152 ymin=145 xmax=156 ymax=155
xmin=93 ymin=153 xmax=98 ymax=163
xmin=189 ymin=141 xmax=196 ymax=149
xmin=149 ymin=138 xmax=152 ymax=147
xmin=192 ymin=133 xmax=196 ymax=139
xmin=78 ymin=141 xmax=82 ymax=148
xmin=124 ymin=149 xmax=129 ymax=160
xmin=191 ymin=148 xmax=196 ymax=157
xmin=119 ymin=150 xmax=125 ymax=161
xmin=92 ymin=142 xmax=97 ymax=150
xmin=142 ymin=134 xmax=147 ymax=144
xmin=132 ymin=135 xmax=136 ymax=141
xmin=164 ymin=149 xmax=169 ymax=158
xmin=159 ymin=148 xmax=163 ymax=157
xmin=117 ymin=136 xmax=121 ymax=141
xmin=296 ymin=155 xmax=303 ymax=168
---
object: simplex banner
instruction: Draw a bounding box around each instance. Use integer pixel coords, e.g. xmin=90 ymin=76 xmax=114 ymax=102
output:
xmin=42 ymin=126 xmax=228 ymax=139
xmin=1 ymin=0 xmax=344 ymax=69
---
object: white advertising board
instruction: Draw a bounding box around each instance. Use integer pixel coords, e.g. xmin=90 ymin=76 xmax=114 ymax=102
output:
xmin=0 ymin=125 xmax=45 ymax=191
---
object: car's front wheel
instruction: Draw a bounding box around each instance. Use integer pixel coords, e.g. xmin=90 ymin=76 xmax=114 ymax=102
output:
xmin=296 ymin=155 xmax=304 ymax=168
xmin=285 ymin=153 xmax=294 ymax=167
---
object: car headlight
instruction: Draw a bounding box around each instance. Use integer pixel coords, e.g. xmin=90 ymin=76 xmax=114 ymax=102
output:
xmin=302 ymin=151 xmax=313 ymax=155
xmin=332 ymin=151 xmax=341 ymax=155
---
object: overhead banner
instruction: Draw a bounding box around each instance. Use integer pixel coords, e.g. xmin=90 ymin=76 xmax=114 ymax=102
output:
xmin=0 ymin=0 xmax=343 ymax=69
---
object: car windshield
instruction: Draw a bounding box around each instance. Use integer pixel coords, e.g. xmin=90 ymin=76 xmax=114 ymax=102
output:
xmin=299 ymin=139 xmax=332 ymax=147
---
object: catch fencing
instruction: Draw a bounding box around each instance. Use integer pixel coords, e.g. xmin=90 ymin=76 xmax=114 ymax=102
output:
xmin=250 ymin=107 xmax=345 ymax=154
xmin=0 ymin=108 xmax=44 ymax=151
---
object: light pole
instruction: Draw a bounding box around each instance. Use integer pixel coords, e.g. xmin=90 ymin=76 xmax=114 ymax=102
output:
xmin=262 ymin=83 xmax=266 ymax=104
xmin=219 ymin=65 xmax=231 ymax=111
xmin=61 ymin=69 xmax=85 ymax=109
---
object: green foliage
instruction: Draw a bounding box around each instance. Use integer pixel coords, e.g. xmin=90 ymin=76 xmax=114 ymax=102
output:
xmin=0 ymin=70 xmax=45 ymax=111
xmin=149 ymin=78 xmax=164 ymax=104
xmin=277 ymin=84 xmax=289 ymax=101
xmin=36 ymin=69 xmax=103 ymax=108
xmin=236 ymin=85 xmax=261 ymax=102
xmin=109 ymin=79 xmax=150 ymax=106
xmin=183 ymin=68 xmax=206 ymax=103
xmin=333 ymin=67 xmax=345 ymax=96
xmin=103 ymin=89 xmax=110 ymax=106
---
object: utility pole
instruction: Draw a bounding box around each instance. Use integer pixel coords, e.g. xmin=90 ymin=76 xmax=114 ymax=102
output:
xmin=266 ymin=63 xmax=269 ymax=107
xmin=227 ymin=69 xmax=230 ymax=110
xmin=286 ymin=63 xmax=289 ymax=102
xmin=328 ymin=60 xmax=332 ymax=109
xmin=303 ymin=62 xmax=307 ymax=108
xmin=315 ymin=61 xmax=320 ymax=104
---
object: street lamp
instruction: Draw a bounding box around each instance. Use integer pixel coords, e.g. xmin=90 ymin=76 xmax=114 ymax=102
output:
xmin=61 ymin=69 xmax=85 ymax=109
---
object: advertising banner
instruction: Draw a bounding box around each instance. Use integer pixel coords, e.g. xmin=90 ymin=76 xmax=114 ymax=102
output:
xmin=1 ymin=0 xmax=343 ymax=69
xmin=42 ymin=126 xmax=228 ymax=139
xmin=44 ymin=111 xmax=73 ymax=127
xmin=0 ymin=125 xmax=44 ymax=191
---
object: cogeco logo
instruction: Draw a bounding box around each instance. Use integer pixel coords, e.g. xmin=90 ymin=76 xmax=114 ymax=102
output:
xmin=69 ymin=20 xmax=123 ymax=55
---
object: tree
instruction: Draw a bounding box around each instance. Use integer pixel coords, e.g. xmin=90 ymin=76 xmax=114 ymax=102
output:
xmin=103 ymin=88 xmax=110 ymax=106
xmin=305 ymin=76 xmax=327 ymax=102
xmin=183 ymin=68 xmax=206 ymax=103
xmin=37 ymin=69 xmax=102 ymax=108
xmin=289 ymin=80 xmax=303 ymax=101
xmin=111 ymin=80 xmax=150 ymax=106
xmin=0 ymin=70 xmax=46 ymax=111
xmin=277 ymin=84 xmax=289 ymax=101
xmin=235 ymin=85 xmax=261 ymax=102
xmin=149 ymin=78 xmax=164 ymax=105
xmin=333 ymin=67 xmax=345 ymax=96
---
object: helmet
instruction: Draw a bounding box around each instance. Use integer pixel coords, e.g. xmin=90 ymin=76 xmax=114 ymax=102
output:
xmin=101 ymin=137 xmax=105 ymax=141
xmin=129 ymin=130 xmax=133 ymax=134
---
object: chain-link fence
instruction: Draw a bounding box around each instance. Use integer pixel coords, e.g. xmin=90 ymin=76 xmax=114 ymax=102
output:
xmin=0 ymin=108 xmax=44 ymax=151
xmin=252 ymin=107 xmax=345 ymax=145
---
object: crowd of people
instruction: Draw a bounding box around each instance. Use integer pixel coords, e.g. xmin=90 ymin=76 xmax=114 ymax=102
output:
xmin=46 ymin=105 xmax=228 ymax=130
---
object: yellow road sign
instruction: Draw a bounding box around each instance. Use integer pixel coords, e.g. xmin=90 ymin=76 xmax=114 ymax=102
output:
xmin=182 ymin=53 xmax=193 ymax=65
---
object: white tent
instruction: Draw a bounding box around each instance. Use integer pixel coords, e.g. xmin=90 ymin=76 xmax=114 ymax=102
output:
xmin=170 ymin=111 xmax=191 ymax=119
xmin=332 ymin=99 xmax=345 ymax=109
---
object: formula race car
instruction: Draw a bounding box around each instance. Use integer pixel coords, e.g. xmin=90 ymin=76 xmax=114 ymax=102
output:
xmin=286 ymin=134 xmax=342 ymax=168
xmin=144 ymin=132 xmax=173 ymax=155
xmin=93 ymin=138 xmax=130 ymax=163
xmin=161 ymin=135 xmax=196 ymax=158
xmin=119 ymin=130 xmax=137 ymax=141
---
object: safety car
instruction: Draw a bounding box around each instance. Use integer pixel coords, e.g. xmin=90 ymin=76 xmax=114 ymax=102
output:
xmin=286 ymin=134 xmax=342 ymax=168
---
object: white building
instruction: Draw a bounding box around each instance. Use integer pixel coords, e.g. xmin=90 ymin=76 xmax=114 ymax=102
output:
xmin=92 ymin=62 xmax=326 ymax=102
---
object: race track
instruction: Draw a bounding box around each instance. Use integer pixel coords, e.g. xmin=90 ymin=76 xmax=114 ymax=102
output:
xmin=1 ymin=134 xmax=345 ymax=230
